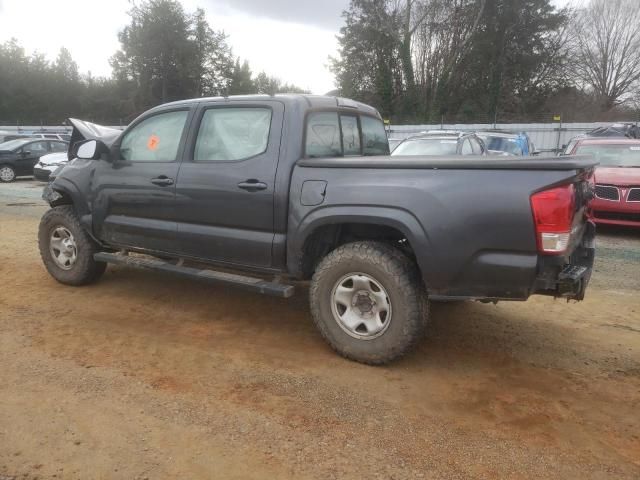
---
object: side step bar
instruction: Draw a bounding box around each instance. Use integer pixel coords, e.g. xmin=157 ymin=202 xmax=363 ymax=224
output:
xmin=94 ymin=252 xmax=295 ymax=298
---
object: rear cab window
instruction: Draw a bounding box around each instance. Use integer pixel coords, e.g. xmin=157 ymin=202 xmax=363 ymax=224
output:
xmin=305 ymin=111 xmax=389 ymax=158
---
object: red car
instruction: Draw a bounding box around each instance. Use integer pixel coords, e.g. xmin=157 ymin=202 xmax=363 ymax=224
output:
xmin=565 ymin=138 xmax=640 ymax=227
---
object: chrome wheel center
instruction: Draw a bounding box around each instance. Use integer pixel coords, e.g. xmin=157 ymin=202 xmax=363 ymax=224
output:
xmin=331 ymin=273 xmax=392 ymax=340
xmin=0 ymin=167 xmax=14 ymax=181
xmin=49 ymin=226 xmax=78 ymax=270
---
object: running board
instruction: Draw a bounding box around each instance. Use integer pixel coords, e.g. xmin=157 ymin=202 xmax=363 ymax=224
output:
xmin=94 ymin=252 xmax=295 ymax=298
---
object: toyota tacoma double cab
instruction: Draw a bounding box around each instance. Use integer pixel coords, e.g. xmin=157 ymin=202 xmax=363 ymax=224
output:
xmin=39 ymin=94 xmax=597 ymax=364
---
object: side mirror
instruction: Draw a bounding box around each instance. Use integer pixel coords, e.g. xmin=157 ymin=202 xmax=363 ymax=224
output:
xmin=21 ymin=150 xmax=31 ymax=156
xmin=75 ymin=139 xmax=107 ymax=160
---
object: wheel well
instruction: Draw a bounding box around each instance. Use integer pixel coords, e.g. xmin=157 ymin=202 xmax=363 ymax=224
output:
xmin=300 ymin=223 xmax=416 ymax=279
xmin=49 ymin=190 xmax=73 ymax=207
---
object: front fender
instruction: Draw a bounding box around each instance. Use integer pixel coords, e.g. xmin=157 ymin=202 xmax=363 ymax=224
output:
xmin=287 ymin=204 xmax=436 ymax=287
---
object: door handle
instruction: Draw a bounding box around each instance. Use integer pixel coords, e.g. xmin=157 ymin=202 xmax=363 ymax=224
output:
xmin=237 ymin=180 xmax=268 ymax=192
xmin=150 ymin=176 xmax=174 ymax=186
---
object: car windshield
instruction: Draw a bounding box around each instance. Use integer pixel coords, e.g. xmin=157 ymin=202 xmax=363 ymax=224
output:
xmin=479 ymin=135 xmax=522 ymax=155
xmin=392 ymin=138 xmax=458 ymax=156
xmin=0 ymin=139 xmax=29 ymax=151
xmin=576 ymin=144 xmax=640 ymax=167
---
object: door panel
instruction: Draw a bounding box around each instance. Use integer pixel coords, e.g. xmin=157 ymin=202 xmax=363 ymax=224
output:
xmin=91 ymin=109 xmax=191 ymax=253
xmin=16 ymin=141 xmax=48 ymax=174
xmin=174 ymin=101 xmax=284 ymax=268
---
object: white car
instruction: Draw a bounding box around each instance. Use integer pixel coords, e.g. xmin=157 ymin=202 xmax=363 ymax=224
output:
xmin=33 ymin=152 xmax=68 ymax=182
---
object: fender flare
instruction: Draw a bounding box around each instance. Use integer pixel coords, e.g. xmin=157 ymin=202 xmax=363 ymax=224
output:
xmin=287 ymin=205 xmax=436 ymax=287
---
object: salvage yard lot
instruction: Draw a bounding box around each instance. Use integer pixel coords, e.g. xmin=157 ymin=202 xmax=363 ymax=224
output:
xmin=1 ymin=180 xmax=639 ymax=479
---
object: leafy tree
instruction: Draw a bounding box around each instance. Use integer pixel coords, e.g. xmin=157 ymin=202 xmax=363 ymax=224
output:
xmin=332 ymin=0 xmax=570 ymax=122
xmin=190 ymin=8 xmax=234 ymax=97
xmin=330 ymin=0 xmax=402 ymax=119
xmin=254 ymin=71 xmax=310 ymax=95
xmin=228 ymin=59 xmax=255 ymax=95
xmin=569 ymin=0 xmax=640 ymax=111
xmin=110 ymin=0 xmax=194 ymax=110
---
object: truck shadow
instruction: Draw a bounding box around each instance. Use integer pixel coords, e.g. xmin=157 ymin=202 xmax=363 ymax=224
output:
xmin=90 ymin=266 xmax=634 ymax=377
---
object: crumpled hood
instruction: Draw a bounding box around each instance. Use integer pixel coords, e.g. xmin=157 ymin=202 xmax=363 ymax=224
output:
xmin=67 ymin=118 xmax=122 ymax=161
xmin=595 ymin=167 xmax=640 ymax=186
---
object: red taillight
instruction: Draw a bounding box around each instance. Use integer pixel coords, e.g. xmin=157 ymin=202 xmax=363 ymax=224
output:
xmin=530 ymin=184 xmax=575 ymax=254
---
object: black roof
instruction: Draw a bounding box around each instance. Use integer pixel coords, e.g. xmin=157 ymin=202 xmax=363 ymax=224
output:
xmin=156 ymin=94 xmax=382 ymax=118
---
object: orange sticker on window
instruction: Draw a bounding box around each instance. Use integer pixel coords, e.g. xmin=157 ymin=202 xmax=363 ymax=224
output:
xmin=147 ymin=134 xmax=160 ymax=151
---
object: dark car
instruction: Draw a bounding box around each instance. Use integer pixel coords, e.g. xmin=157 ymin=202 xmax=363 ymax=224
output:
xmin=391 ymin=131 xmax=486 ymax=156
xmin=0 ymin=138 xmax=68 ymax=182
xmin=39 ymin=95 xmax=596 ymax=365
xmin=565 ymin=137 xmax=640 ymax=228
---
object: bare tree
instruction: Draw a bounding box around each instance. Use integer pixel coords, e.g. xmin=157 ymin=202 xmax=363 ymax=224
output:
xmin=570 ymin=0 xmax=640 ymax=111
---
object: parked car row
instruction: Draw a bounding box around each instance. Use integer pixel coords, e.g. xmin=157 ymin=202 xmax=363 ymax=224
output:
xmin=390 ymin=130 xmax=536 ymax=157
xmin=0 ymin=130 xmax=71 ymax=143
xmin=0 ymin=138 xmax=68 ymax=182
xmin=563 ymin=136 xmax=640 ymax=228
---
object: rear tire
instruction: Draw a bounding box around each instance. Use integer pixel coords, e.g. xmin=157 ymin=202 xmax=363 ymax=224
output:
xmin=309 ymin=241 xmax=428 ymax=365
xmin=38 ymin=206 xmax=106 ymax=285
xmin=0 ymin=165 xmax=16 ymax=183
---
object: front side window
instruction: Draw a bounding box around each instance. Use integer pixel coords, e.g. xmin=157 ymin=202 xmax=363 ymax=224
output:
xmin=361 ymin=116 xmax=390 ymax=155
xmin=341 ymin=115 xmax=360 ymax=155
xmin=195 ymin=107 xmax=272 ymax=161
xmin=120 ymin=110 xmax=188 ymax=162
xmin=306 ymin=112 xmax=341 ymax=157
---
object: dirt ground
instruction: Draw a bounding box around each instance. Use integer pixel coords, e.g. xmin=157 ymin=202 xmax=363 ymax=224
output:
xmin=1 ymin=180 xmax=639 ymax=479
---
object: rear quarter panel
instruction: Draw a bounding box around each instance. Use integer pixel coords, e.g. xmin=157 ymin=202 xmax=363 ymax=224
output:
xmin=288 ymin=165 xmax=583 ymax=299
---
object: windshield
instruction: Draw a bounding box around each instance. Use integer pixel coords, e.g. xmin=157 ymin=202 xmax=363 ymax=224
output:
xmin=576 ymin=144 xmax=640 ymax=167
xmin=392 ymin=138 xmax=458 ymax=156
xmin=0 ymin=139 xmax=29 ymax=151
xmin=479 ymin=135 xmax=522 ymax=155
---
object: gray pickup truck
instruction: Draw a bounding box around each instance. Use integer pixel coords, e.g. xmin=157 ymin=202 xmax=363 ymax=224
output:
xmin=39 ymin=94 xmax=597 ymax=364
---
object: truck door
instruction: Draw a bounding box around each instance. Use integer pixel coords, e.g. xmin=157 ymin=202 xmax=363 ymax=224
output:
xmin=91 ymin=108 xmax=192 ymax=253
xmin=173 ymin=100 xmax=284 ymax=269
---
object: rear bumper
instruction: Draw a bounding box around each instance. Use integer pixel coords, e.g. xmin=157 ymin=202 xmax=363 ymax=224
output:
xmin=533 ymin=221 xmax=595 ymax=300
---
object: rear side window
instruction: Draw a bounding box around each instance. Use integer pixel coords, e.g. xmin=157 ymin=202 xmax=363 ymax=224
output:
xmin=470 ymin=137 xmax=483 ymax=154
xmin=49 ymin=142 xmax=67 ymax=153
xmin=461 ymin=139 xmax=473 ymax=155
xmin=361 ymin=116 xmax=390 ymax=155
xmin=306 ymin=112 xmax=341 ymax=157
xmin=120 ymin=110 xmax=188 ymax=162
xmin=340 ymin=115 xmax=361 ymax=155
xmin=26 ymin=141 xmax=48 ymax=153
xmin=195 ymin=107 xmax=272 ymax=161
xmin=305 ymin=112 xmax=390 ymax=157
xmin=563 ymin=141 xmax=577 ymax=156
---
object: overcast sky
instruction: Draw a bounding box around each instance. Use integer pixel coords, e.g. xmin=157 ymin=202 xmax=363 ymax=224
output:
xmin=0 ymin=0 xmax=579 ymax=95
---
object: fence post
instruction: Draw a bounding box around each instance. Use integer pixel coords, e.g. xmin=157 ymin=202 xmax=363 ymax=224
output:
xmin=555 ymin=113 xmax=563 ymax=153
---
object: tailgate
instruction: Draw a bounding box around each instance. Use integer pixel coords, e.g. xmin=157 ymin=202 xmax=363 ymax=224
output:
xmin=532 ymin=167 xmax=596 ymax=300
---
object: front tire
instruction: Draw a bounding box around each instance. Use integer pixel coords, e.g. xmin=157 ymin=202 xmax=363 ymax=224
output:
xmin=309 ymin=241 xmax=428 ymax=365
xmin=0 ymin=165 xmax=16 ymax=182
xmin=38 ymin=206 xmax=106 ymax=285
